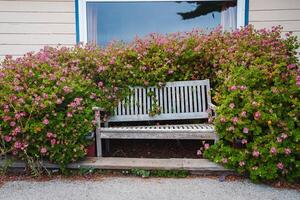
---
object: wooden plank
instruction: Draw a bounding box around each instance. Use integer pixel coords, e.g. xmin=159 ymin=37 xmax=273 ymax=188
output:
xmin=176 ymin=86 xmax=180 ymax=113
xmin=0 ymin=34 xmax=75 ymax=45
xmin=0 ymin=1 xmax=75 ymax=12
xmin=249 ymin=0 xmax=300 ymax=10
xmin=180 ymin=86 xmax=184 ymax=113
xmin=172 ymin=86 xmax=176 ymax=113
xmin=0 ymin=12 xmax=75 ymax=23
xmin=159 ymin=87 xmax=163 ymax=113
xmin=250 ymin=21 xmax=300 ymax=32
xmin=101 ymin=131 xmax=216 ymax=140
xmin=0 ymin=44 xmax=74 ymax=56
xmin=138 ymin=88 xmax=142 ymax=115
xmin=134 ymin=88 xmax=139 ymax=115
xmin=167 ymin=87 xmax=172 ymax=113
xmin=184 ymin=86 xmax=189 ymax=113
xmin=107 ymin=112 xmax=209 ymax=122
xmin=146 ymin=88 xmax=150 ymax=114
xmin=193 ymin=86 xmax=198 ymax=112
xmin=163 ymin=87 xmax=167 ymax=114
xmin=201 ymin=85 xmax=207 ymax=112
xmin=142 ymin=87 xmax=146 ymax=114
xmin=1 ymin=158 xmax=230 ymax=172
xmin=189 ymin=86 xmax=194 ymax=112
xmin=0 ymin=23 xmax=75 ymax=34
xmin=117 ymin=101 xmax=122 ymax=116
xmin=249 ymin=10 xmax=300 ymax=22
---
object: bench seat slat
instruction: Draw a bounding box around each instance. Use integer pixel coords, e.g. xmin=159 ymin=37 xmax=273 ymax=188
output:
xmin=100 ymin=124 xmax=216 ymax=139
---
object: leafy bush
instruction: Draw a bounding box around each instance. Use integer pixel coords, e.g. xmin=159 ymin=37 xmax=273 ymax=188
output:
xmin=204 ymin=30 xmax=300 ymax=182
xmin=0 ymin=48 xmax=100 ymax=169
xmin=0 ymin=25 xmax=299 ymax=181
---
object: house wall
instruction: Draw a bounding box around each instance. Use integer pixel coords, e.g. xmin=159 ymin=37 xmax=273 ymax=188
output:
xmin=0 ymin=0 xmax=299 ymax=61
xmin=249 ymin=0 xmax=300 ymax=39
xmin=0 ymin=0 xmax=76 ymax=60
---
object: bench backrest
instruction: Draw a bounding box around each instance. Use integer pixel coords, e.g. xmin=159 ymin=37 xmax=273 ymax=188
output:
xmin=108 ymin=79 xmax=211 ymax=122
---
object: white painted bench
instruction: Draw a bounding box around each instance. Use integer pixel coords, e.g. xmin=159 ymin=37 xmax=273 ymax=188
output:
xmin=93 ymin=79 xmax=217 ymax=157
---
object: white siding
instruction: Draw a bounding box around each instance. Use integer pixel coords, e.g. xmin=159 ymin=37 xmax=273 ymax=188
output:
xmin=0 ymin=0 xmax=76 ymax=60
xmin=249 ymin=0 xmax=300 ymax=37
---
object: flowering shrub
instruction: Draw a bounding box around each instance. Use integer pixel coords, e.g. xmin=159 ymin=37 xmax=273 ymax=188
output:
xmin=204 ymin=30 xmax=300 ymax=182
xmin=0 ymin=25 xmax=299 ymax=179
xmin=0 ymin=48 xmax=101 ymax=168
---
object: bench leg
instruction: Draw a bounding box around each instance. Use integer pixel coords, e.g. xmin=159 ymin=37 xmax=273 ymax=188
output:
xmin=96 ymin=130 xmax=102 ymax=157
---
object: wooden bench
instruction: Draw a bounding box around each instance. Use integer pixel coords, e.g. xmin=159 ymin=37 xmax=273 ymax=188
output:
xmin=93 ymin=79 xmax=217 ymax=157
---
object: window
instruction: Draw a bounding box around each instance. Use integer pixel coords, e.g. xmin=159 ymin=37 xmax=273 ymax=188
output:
xmin=78 ymin=1 xmax=246 ymax=46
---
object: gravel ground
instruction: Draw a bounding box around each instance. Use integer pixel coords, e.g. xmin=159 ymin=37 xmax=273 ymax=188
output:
xmin=0 ymin=177 xmax=299 ymax=200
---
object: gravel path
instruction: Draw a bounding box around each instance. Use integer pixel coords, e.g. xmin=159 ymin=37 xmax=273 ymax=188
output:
xmin=0 ymin=177 xmax=299 ymax=200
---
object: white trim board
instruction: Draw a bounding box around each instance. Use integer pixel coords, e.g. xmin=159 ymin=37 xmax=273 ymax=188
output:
xmin=78 ymin=0 xmax=246 ymax=43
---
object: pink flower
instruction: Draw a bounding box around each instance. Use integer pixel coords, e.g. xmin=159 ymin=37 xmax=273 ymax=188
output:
xmin=196 ymin=149 xmax=202 ymax=156
xmin=241 ymin=139 xmax=248 ymax=144
xmin=167 ymin=69 xmax=174 ymax=75
xmin=281 ymin=133 xmax=288 ymax=139
xmin=10 ymin=121 xmax=16 ymax=127
xmin=232 ymin=117 xmax=238 ymax=125
xmin=221 ymin=158 xmax=228 ymax=164
xmin=50 ymin=139 xmax=56 ymax=145
xmin=47 ymin=132 xmax=53 ymax=138
xmin=98 ymin=81 xmax=104 ymax=87
xmin=239 ymin=161 xmax=245 ymax=167
xmin=277 ymin=137 xmax=283 ymax=143
xmin=296 ymin=81 xmax=300 ymax=86
xmin=63 ymin=86 xmax=72 ymax=93
xmin=43 ymin=118 xmax=49 ymax=125
xmin=252 ymin=150 xmax=260 ymax=157
xmin=4 ymin=135 xmax=12 ymax=142
xmin=97 ymin=66 xmax=106 ymax=72
xmin=241 ymin=111 xmax=247 ymax=117
xmin=40 ymin=147 xmax=47 ymax=154
xmin=277 ymin=162 xmax=284 ymax=170
xmin=67 ymin=112 xmax=73 ymax=117
xmin=12 ymin=126 xmax=21 ymax=136
xmin=56 ymin=99 xmax=62 ymax=104
xmin=230 ymin=85 xmax=237 ymax=91
xmin=270 ymin=147 xmax=277 ymax=154
xmin=15 ymin=113 xmax=21 ymax=120
xmin=220 ymin=117 xmax=226 ymax=123
xmin=284 ymin=148 xmax=291 ymax=155
xmin=90 ymin=93 xmax=96 ymax=99
xmin=243 ymin=127 xmax=249 ymax=134
xmin=287 ymin=64 xmax=296 ymax=69
xmin=239 ymin=85 xmax=247 ymax=91
xmin=109 ymin=59 xmax=115 ymax=65
xmin=229 ymin=103 xmax=235 ymax=109
xmin=14 ymin=141 xmax=22 ymax=149
xmin=254 ymin=111 xmax=261 ymax=120
xmin=204 ymin=143 xmax=210 ymax=150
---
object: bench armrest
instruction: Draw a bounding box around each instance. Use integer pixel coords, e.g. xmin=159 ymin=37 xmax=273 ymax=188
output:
xmin=208 ymin=103 xmax=217 ymax=117
xmin=208 ymin=103 xmax=216 ymax=110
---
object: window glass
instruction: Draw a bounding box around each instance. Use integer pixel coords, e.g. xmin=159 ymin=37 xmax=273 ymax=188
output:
xmin=87 ymin=1 xmax=237 ymax=46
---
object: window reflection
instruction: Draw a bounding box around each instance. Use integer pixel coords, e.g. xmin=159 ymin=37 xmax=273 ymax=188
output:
xmin=87 ymin=1 xmax=237 ymax=46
